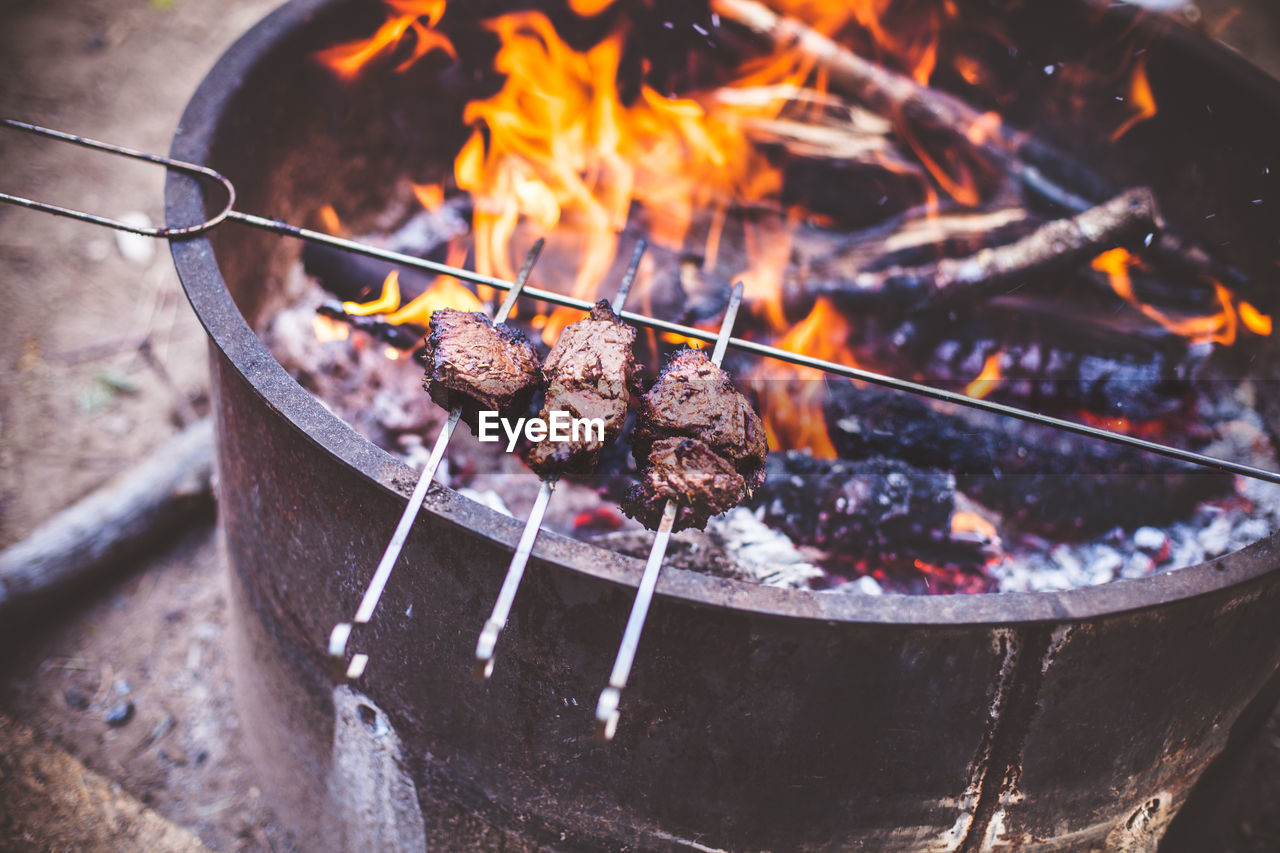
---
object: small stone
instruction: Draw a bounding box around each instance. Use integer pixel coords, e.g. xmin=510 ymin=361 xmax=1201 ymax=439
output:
xmin=112 ymin=678 xmax=131 ymax=696
xmin=1133 ymin=527 xmax=1167 ymax=553
xmin=64 ymin=686 xmax=90 ymax=710
xmin=104 ymin=700 xmax=135 ymax=727
xmin=114 ymin=212 xmax=157 ymax=266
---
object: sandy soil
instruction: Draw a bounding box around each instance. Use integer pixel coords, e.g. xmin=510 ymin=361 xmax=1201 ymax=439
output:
xmin=0 ymin=0 xmax=1277 ymax=850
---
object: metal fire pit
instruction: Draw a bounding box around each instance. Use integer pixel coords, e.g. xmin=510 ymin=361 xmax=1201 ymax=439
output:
xmin=167 ymin=1 xmax=1280 ymax=850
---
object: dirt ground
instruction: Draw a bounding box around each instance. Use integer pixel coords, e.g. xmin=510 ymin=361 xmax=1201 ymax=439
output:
xmin=0 ymin=0 xmax=1278 ymax=851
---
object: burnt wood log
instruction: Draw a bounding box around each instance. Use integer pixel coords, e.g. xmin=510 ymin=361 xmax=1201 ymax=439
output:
xmin=0 ymin=420 xmax=215 ymax=620
xmin=822 ymin=382 xmax=1233 ymax=535
xmin=898 ymin=295 xmax=1209 ymax=420
xmin=805 ymin=188 xmax=1161 ymax=312
xmin=315 ymin=301 xmax=425 ymax=350
xmin=750 ymin=451 xmax=990 ymax=567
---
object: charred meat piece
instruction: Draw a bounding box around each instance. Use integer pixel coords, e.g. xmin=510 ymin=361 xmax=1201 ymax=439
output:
xmin=525 ymin=300 xmax=639 ymax=477
xmin=633 ymin=347 xmax=768 ymax=490
xmin=419 ymin=308 xmax=541 ymax=425
xmin=622 ymin=437 xmax=747 ymax=531
xmin=623 ymin=347 xmax=767 ymax=531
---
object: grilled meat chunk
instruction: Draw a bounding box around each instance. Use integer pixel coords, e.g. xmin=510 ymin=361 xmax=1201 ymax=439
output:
xmin=525 ymin=300 xmax=639 ymax=477
xmin=633 ymin=347 xmax=768 ymax=490
xmin=419 ymin=309 xmax=541 ymax=425
xmin=623 ymin=347 xmax=767 ymax=531
xmin=622 ymin=437 xmax=747 ymax=531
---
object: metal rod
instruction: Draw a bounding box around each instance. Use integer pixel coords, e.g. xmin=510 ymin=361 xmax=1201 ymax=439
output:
xmin=0 ymin=119 xmax=237 ymax=237
xmin=474 ymin=240 xmax=648 ymax=682
xmin=328 ymin=239 xmax=544 ymax=679
xmin=228 ymin=211 xmax=1278 ymax=484
xmin=4 ymin=119 xmax=1278 ymax=485
xmin=595 ymin=282 xmax=745 ymax=742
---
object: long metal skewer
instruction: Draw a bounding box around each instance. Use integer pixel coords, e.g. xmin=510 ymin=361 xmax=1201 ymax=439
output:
xmin=328 ymin=239 xmax=545 ymax=679
xmin=474 ymin=240 xmax=648 ymax=682
xmin=594 ymin=281 xmax=746 ymax=742
xmin=4 ymin=117 xmax=1280 ymax=488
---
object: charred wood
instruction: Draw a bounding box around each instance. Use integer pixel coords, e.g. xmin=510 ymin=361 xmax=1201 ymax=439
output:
xmin=899 ymin=295 xmax=1209 ymax=420
xmin=749 ymin=451 xmax=989 ymax=567
xmin=315 ymin=301 xmax=424 ymax=350
xmin=823 ymin=382 xmax=1233 ymax=535
xmin=804 ymin=188 xmax=1162 ymax=313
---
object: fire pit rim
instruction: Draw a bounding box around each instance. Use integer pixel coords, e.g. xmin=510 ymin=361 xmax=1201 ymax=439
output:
xmin=167 ymin=0 xmax=1280 ymax=628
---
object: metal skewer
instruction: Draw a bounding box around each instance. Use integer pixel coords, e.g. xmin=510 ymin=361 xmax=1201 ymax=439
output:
xmin=595 ymin=281 xmax=745 ymax=742
xmin=328 ymin=239 xmax=545 ymax=679
xmin=474 ymin=240 xmax=648 ymax=682
xmin=5 ymin=118 xmax=1280 ymax=488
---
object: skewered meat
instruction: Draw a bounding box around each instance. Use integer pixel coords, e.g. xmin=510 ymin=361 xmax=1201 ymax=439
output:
xmin=623 ymin=437 xmax=748 ymax=530
xmin=419 ymin=308 xmax=541 ymax=425
xmin=632 ymin=348 xmax=768 ymax=489
xmin=623 ymin=347 xmax=768 ymax=531
xmin=525 ymin=300 xmax=639 ymax=477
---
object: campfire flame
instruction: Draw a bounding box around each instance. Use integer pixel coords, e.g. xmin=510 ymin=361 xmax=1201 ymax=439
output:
xmin=964 ymin=351 xmax=1003 ymax=400
xmin=1091 ymin=248 xmax=1266 ymax=346
xmin=313 ymin=0 xmax=1270 ymax=466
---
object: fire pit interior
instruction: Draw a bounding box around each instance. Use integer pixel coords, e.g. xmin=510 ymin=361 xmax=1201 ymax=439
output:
xmin=165 ymin=0 xmax=1280 ymax=849
xmin=255 ymin=0 xmax=1280 ymax=596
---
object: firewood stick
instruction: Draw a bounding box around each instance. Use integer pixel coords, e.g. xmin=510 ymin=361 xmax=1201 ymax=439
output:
xmin=710 ymin=0 xmax=1018 ymax=160
xmin=710 ymin=0 xmax=1100 ymax=211
xmin=0 ymin=419 xmax=215 ymax=620
xmin=805 ymin=188 xmax=1162 ymax=311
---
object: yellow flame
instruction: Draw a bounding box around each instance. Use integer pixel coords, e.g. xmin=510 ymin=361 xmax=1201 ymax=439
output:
xmin=343 ymin=271 xmax=401 ymax=315
xmin=312 ymin=314 xmax=350 ymax=342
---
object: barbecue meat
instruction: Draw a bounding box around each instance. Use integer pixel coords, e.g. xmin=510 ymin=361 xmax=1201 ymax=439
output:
xmin=525 ymin=300 xmax=638 ymax=477
xmin=623 ymin=347 xmax=767 ymax=531
xmin=419 ymin=309 xmax=541 ymax=425
xmin=622 ymin=437 xmax=747 ymax=531
xmin=633 ymin=347 xmax=768 ymax=490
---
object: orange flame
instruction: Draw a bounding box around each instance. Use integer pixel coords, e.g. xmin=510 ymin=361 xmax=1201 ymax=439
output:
xmin=1110 ymin=57 xmax=1156 ymax=141
xmin=1092 ymin=248 xmax=1242 ymax=346
xmin=1240 ymin=301 xmax=1273 ymax=337
xmin=312 ymin=314 xmax=350 ymax=342
xmin=339 ymin=266 xmax=483 ymax=329
xmin=411 ymin=182 xmax=446 ymax=212
xmin=754 ymin=298 xmax=856 ymax=457
xmin=951 ymin=511 xmax=997 ymax=543
xmin=454 ymin=10 xmax=783 ymax=343
xmin=316 ymin=0 xmax=455 ymax=79
xmin=964 ymin=351 xmax=1003 ymax=399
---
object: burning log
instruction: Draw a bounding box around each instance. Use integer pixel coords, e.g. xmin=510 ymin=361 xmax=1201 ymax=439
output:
xmin=803 ymin=188 xmax=1162 ymax=312
xmin=905 ymin=295 xmax=1209 ymax=421
xmin=823 ymin=382 xmax=1233 ymax=535
xmin=709 ymin=0 xmax=1098 ymax=210
xmin=315 ymin=301 xmax=424 ymax=350
xmin=750 ymin=450 xmax=991 ymax=567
